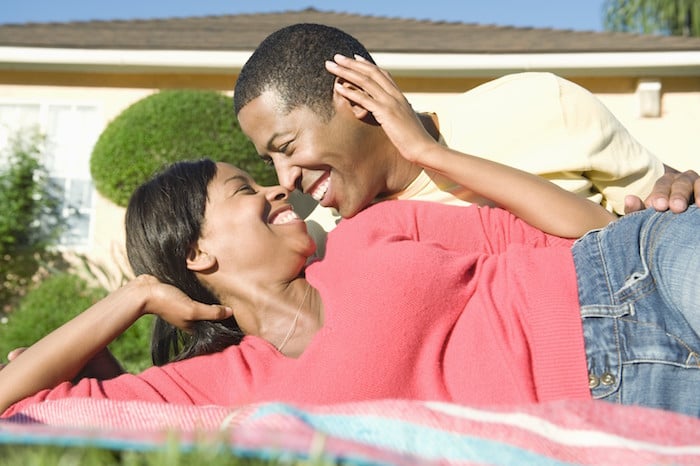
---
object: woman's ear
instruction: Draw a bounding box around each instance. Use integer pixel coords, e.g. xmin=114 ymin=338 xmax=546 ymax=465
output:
xmin=333 ymin=77 xmax=369 ymax=120
xmin=186 ymin=245 xmax=217 ymax=272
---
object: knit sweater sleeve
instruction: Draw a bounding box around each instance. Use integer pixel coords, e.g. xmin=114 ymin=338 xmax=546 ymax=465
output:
xmin=1 ymin=337 xmax=277 ymax=417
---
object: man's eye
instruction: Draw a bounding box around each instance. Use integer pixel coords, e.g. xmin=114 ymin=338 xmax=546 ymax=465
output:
xmin=260 ymin=155 xmax=274 ymax=167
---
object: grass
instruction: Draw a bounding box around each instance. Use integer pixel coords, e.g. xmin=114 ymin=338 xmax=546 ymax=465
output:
xmin=0 ymin=429 xmax=336 ymax=465
xmin=0 ymin=443 xmax=308 ymax=465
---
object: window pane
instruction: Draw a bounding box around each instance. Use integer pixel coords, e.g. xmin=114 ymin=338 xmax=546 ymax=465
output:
xmin=66 ymin=178 xmax=93 ymax=211
xmin=0 ymin=104 xmax=41 ymax=165
xmin=0 ymin=102 xmax=100 ymax=249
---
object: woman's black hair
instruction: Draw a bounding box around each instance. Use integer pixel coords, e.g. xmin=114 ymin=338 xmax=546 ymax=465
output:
xmin=125 ymin=158 xmax=244 ymax=365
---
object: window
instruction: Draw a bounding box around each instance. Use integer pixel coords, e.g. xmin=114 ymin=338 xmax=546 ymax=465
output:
xmin=0 ymin=102 xmax=102 ymax=249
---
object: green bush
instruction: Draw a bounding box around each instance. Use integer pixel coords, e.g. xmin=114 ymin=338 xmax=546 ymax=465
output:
xmin=0 ymin=130 xmax=67 ymax=313
xmin=0 ymin=273 xmax=153 ymax=372
xmin=90 ymin=89 xmax=277 ymax=207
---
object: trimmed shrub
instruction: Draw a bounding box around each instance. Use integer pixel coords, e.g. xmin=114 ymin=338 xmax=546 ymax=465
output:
xmin=90 ymin=89 xmax=276 ymax=207
xmin=0 ymin=273 xmax=153 ymax=372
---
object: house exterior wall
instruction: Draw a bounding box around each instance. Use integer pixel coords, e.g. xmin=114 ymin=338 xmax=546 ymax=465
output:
xmin=1 ymin=72 xmax=698 ymax=288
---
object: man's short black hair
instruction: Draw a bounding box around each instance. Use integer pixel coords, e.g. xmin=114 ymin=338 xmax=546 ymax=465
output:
xmin=233 ymin=23 xmax=374 ymax=121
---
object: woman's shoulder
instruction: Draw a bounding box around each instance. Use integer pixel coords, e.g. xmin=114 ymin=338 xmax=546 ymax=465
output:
xmin=329 ymin=200 xmax=487 ymax=248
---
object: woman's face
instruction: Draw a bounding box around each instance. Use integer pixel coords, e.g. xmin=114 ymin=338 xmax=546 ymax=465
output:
xmin=191 ymin=163 xmax=316 ymax=293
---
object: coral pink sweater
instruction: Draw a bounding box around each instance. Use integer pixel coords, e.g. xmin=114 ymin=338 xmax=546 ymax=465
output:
xmin=3 ymin=201 xmax=590 ymax=416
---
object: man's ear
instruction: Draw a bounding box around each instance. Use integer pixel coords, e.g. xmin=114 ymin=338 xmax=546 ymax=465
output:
xmin=186 ymin=245 xmax=217 ymax=272
xmin=333 ymin=77 xmax=369 ymax=120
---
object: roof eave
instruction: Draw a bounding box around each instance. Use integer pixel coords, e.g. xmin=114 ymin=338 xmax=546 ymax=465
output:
xmin=1 ymin=47 xmax=699 ymax=77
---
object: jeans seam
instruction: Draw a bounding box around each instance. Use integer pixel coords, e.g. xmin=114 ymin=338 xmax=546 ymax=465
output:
xmin=619 ymin=317 xmax=700 ymax=367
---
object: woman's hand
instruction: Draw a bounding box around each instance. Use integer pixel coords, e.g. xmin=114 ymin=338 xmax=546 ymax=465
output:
xmin=0 ymin=347 xmax=25 ymax=371
xmin=2 ymin=346 xmax=124 ymax=381
xmin=134 ymin=274 xmax=233 ymax=330
xmin=326 ymin=54 xmax=615 ymax=237
xmin=325 ymin=54 xmax=437 ymax=165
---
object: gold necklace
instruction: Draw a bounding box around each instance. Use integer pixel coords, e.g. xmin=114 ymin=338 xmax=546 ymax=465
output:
xmin=276 ymin=282 xmax=311 ymax=353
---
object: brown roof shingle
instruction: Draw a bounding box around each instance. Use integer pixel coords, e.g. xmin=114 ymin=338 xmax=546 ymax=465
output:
xmin=2 ymin=8 xmax=700 ymax=54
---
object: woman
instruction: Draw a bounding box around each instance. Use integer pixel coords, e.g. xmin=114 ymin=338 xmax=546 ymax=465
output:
xmin=0 ymin=154 xmax=698 ymax=418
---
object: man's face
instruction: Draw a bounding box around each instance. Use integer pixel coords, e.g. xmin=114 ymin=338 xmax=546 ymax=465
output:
xmin=237 ymin=90 xmax=388 ymax=218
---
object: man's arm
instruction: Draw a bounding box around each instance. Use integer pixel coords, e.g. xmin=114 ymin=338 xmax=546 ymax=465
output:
xmin=624 ymin=165 xmax=700 ymax=214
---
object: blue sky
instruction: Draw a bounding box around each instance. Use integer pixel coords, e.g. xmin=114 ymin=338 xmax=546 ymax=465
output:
xmin=1 ymin=0 xmax=608 ymax=32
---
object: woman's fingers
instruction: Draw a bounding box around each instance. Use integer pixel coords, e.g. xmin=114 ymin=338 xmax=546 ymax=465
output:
xmin=326 ymin=54 xmax=401 ymax=102
xmin=140 ymin=275 xmax=233 ymax=330
xmin=0 ymin=347 xmax=28 ymax=371
xmin=7 ymin=348 xmax=27 ymax=361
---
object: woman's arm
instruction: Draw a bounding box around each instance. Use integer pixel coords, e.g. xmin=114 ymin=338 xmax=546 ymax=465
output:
xmin=1 ymin=347 xmax=126 ymax=382
xmin=0 ymin=275 xmax=232 ymax=413
xmin=326 ymin=55 xmax=616 ymax=238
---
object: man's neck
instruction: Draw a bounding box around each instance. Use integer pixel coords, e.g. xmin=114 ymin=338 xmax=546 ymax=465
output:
xmin=418 ymin=112 xmax=440 ymax=140
xmin=386 ymin=157 xmax=423 ymax=197
xmin=380 ymin=112 xmax=440 ymax=198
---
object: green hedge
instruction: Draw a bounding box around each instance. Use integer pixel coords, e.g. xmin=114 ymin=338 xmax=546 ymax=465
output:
xmin=90 ymin=89 xmax=277 ymax=207
xmin=0 ymin=273 xmax=153 ymax=372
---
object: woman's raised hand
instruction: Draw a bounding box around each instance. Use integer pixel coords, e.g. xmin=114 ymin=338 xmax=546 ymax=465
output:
xmin=325 ymin=54 xmax=437 ymax=165
xmin=135 ymin=274 xmax=233 ymax=331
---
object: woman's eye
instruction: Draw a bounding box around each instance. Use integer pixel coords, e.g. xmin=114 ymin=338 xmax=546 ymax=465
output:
xmin=278 ymin=143 xmax=290 ymax=154
xmin=235 ymin=184 xmax=257 ymax=195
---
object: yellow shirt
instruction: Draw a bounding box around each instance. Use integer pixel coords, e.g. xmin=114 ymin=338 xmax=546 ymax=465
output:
xmin=425 ymin=72 xmax=663 ymax=215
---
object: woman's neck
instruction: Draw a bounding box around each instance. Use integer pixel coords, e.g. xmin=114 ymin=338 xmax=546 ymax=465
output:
xmin=224 ymin=278 xmax=323 ymax=357
xmin=277 ymin=280 xmax=323 ymax=357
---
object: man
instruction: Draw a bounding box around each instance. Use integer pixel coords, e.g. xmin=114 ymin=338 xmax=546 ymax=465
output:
xmin=234 ymin=23 xmax=698 ymax=236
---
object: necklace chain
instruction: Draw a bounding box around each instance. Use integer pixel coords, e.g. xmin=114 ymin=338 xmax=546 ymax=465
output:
xmin=276 ymin=282 xmax=311 ymax=353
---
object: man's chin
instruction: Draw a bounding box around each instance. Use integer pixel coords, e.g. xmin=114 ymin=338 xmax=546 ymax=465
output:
xmin=337 ymin=200 xmax=370 ymax=219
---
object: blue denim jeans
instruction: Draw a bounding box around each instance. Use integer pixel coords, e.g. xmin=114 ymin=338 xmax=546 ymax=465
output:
xmin=572 ymin=206 xmax=700 ymax=418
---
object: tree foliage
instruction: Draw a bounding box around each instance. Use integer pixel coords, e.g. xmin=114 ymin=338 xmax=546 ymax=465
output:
xmin=90 ymin=89 xmax=277 ymax=207
xmin=603 ymin=0 xmax=700 ymax=36
xmin=0 ymin=131 xmax=67 ymax=312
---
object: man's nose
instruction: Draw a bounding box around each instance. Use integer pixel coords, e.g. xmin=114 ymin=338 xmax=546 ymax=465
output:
xmin=275 ymin=159 xmax=302 ymax=192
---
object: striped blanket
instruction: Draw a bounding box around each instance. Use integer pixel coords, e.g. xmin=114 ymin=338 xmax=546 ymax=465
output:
xmin=2 ymin=398 xmax=700 ymax=465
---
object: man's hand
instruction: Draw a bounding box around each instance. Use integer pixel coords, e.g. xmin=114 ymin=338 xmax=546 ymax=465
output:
xmin=624 ymin=167 xmax=699 ymax=214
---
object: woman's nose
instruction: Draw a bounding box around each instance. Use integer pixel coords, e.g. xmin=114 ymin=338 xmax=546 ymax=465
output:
xmin=265 ymin=185 xmax=290 ymax=201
